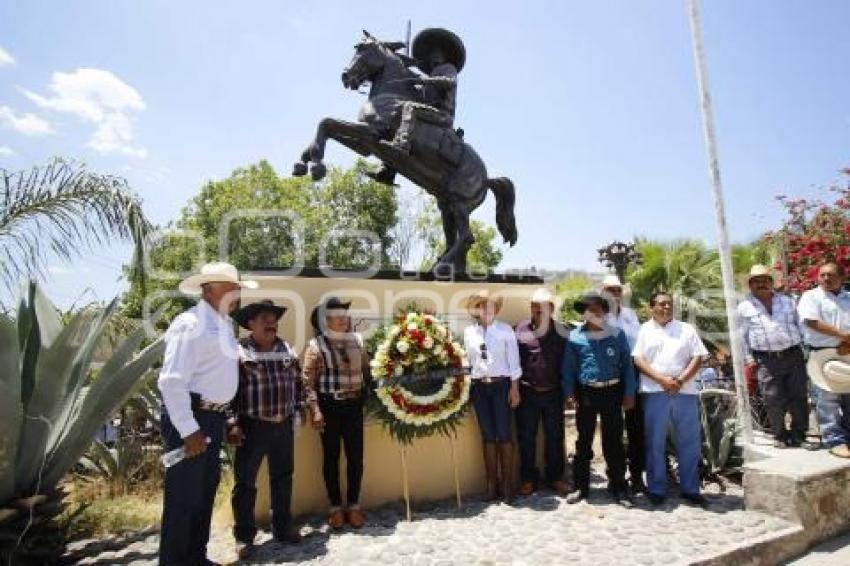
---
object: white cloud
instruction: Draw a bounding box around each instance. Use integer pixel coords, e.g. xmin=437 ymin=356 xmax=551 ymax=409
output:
xmin=22 ymin=68 xmax=147 ymax=158
xmin=0 ymin=46 xmax=14 ymax=67
xmin=0 ymin=105 xmax=54 ymax=136
xmin=0 ymin=146 xmax=14 ymax=157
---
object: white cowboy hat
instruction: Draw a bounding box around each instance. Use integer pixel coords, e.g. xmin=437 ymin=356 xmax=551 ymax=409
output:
xmin=178 ymin=262 xmax=259 ymax=295
xmin=806 ymin=348 xmax=850 ymax=394
xmin=601 ymin=274 xmax=624 ymax=288
xmin=466 ymin=289 xmax=504 ymax=314
xmin=747 ymin=264 xmax=775 ymax=283
xmin=530 ymin=287 xmax=555 ymax=305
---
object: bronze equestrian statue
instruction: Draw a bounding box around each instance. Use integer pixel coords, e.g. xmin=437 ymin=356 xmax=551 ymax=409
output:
xmin=292 ymin=28 xmax=517 ymax=276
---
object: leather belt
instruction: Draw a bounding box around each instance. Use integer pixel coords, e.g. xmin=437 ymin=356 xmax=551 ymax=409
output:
xmin=476 ymin=376 xmax=509 ymax=384
xmin=584 ymin=378 xmax=620 ymax=389
xmin=322 ymin=390 xmax=363 ymax=401
xmin=196 ymin=399 xmax=230 ymax=412
xmin=520 ymin=381 xmax=558 ymax=393
xmin=752 ymin=345 xmax=801 ymax=359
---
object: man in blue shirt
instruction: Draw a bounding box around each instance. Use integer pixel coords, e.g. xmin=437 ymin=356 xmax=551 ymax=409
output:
xmin=562 ymin=292 xmax=637 ymax=504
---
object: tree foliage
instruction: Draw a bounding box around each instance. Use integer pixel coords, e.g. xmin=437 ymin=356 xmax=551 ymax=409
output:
xmin=122 ymin=159 xmax=397 ymax=322
xmin=0 ymin=158 xmax=153 ymax=303
xmin=761 ymin=170 xmax=850 ymax=293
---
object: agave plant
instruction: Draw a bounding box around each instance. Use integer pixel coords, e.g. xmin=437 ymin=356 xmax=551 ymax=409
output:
xmin=0 ymin=282 xmax=164 ymax=564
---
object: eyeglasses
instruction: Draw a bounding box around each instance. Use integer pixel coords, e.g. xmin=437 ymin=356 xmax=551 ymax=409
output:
xmin=480 ymin=342 xmax=488 ymax=361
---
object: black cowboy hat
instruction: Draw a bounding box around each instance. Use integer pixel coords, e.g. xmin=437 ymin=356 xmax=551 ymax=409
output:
xmin=411 ymin=28 xmax=466 ymax=73
xmin=233 ymin=299 xmax=287 ymax=330
xmin=573 ymin=292 xmax=611 ymax=315
xmin=310 ymin=296 xmax=352 ymax=331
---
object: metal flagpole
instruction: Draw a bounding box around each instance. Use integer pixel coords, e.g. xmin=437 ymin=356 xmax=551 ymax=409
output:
xmin=686 ymin=0 xmax=753 ymax=442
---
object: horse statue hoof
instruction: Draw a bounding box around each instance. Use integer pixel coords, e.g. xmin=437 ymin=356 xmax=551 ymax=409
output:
xmin=292 ymin=162 xmax=308 ymax=177
xmin=310 ymin=163 xmax=327 ymax=181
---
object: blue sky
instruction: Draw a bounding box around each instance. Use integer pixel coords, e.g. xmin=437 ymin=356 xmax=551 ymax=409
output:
xmin=2 ymin=1 xmax=849 ymax=307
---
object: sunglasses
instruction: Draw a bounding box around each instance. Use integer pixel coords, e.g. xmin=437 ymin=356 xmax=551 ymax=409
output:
xmin=480 ymin=342 xmax=488 ymax=361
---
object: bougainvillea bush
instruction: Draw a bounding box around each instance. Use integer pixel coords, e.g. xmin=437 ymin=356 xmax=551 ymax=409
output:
xmin=762 ymin=169 xmax=850 ymax=293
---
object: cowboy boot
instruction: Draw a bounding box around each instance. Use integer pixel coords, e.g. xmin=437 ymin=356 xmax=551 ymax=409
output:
xmin=483 ymin=442 xmax=499 ymax=501
xmin=497 ymin=442 xmax=514 ymax=503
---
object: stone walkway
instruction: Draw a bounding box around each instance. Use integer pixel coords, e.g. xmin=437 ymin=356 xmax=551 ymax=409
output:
xmin=64 ymin=476 xmax=797 ymax=565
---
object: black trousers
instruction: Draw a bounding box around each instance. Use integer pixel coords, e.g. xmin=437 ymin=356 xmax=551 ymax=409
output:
xmin=159 ymin=408 xmax=224 ymax=566
xmin=755 ymin=347 xmax=809 ymax=441
xmin=319 ymin=396 xmax=364 ymax=507
xmin=624 ymin=391 xmax=645 ymax=481
xmin=573 ymin=383 xmax=626 ymax=493
xmin=231 ymin=415 xmax=294 ymax=543
xmin=516 ymin=386 xmax=565 ymax=483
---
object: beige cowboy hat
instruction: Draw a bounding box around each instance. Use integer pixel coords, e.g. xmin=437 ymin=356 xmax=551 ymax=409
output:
xmin=466 ymin=289 xmax=503 ymax=314
xmin=601 ymin=274 xmax=624 ymax=288
xmin=530 ymin=287 xmax=555 ymax=305
xmin=178 ymin=262 xmax=259 ymax=295
xmin=747 ymin=264 xmax=775 ymax=283
xmin=807 ymin=348 xmax=850 ymax=394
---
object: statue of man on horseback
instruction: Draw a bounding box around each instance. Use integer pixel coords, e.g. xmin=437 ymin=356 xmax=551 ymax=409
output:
xmin=292 ymin=27 xmax=517 ymax=277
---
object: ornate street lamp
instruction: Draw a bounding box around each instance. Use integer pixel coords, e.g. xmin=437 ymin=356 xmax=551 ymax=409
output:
xmin=597 ymin=241 xmax=643 ymax=284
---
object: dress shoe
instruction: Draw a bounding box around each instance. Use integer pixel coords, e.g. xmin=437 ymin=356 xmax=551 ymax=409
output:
xmin=519 ymin=481 xmax=536 ymax=496
xmin=328 ymin=508 xmax=346 ymax=529
xmin=346 ymin=507 xmax=366 ymax=529
xmin=681 ymin=493 xmax=709 ymax=507
xmin=648 ymin=493 xmax=666 ymax=505
xmin=566 ymin=490 xmax=588 ymax=505
xmin=549 ymin=480 xmax=571 ymax=497
xmin=773 ymin=439 xmax=787 ymax=449
xmin=629 ymin=477 xmax=648 ymax=495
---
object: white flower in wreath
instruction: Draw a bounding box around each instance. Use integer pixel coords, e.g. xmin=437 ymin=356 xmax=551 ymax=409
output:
xmin=406 ymin=312 xmax=417 ymax=323
xmin=407 ymin=322 xmax=418 ymax=332
xmin=396 ymin=340 xmax=410 ymax=354
xmin=415 ymin=353 xmax=427 ymax=364
xmin=435 ymin=325 xmax=448 ymax=338
xmin=433 ymin=344 xmax=444 ymax=356
xmin=394 ymin=365 xmax=404 ymax=376
xmin=389 ymin=325 xmax=401 ymax=337
xmin=422 ymin=335 xmax=434 ymax=349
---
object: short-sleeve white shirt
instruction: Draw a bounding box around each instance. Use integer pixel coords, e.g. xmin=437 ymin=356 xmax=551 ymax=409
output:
xmin=632 ymin=318 xmax=708 ymax=395
xmin=797 ymin=287 xmax=850 ymax=348
xmin=463 ymin=319 xmax=522 ymax=380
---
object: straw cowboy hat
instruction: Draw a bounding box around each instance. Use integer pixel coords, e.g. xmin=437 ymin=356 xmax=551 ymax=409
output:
xmin=806 ymin=348 xmax=850 ymax=394
xmin=466 ymin=289 xmax=503 ymax=314
xmin=747 ymin=264 xmax=775 ymax=283
xmin=233 ymin=299 xmax=287 ymax=330
xmin=178 ymin=261 xmax=259 ymax=295
xmin=530 ymin=287 xmax=556 ymax=305
xmin=601 ymin=274 xmax=624 ymax=288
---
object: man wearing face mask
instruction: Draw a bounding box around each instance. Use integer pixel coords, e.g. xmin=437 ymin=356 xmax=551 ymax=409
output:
xmin=797 ymin=262 xmax=850 ymax=458
xmin=514 ymin=288 xmax=570 ymax=496
xmin=633 ymin=291 xmax=708 ymax=506
xmin=561 ymin=292 xmax=636 ymax=505
xmin=228 ymin=300 xmax=308 ymax=559
xmin=737 ymin=265 xmax=810 ymax=450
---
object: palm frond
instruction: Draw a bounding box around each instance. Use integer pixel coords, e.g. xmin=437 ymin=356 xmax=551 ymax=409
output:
xmin=0 ymin=157 xmax=153 ymax=297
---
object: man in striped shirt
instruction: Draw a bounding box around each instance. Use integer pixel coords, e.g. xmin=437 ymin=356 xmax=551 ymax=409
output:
xmin=228 ymin=300 xmax=306 ymax=559
xmin=737 ymin=265 xmax=810 ymax=449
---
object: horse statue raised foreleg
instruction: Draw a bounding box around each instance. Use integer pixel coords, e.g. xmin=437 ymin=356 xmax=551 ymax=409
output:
xmin=292 ymin=117 xmax=379 ymax=181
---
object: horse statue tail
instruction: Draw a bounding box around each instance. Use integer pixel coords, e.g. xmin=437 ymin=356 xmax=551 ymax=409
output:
xmin=486 ymin=177 xmax=518 ymax=247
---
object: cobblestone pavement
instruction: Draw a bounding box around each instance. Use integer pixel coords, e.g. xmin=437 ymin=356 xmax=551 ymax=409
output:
xmin=64 ymin=475 xmax=797 ymax=566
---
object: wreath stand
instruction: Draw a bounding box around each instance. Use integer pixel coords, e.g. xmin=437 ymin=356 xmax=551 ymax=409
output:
xmin=398 ymin=433 xmax=463 ymax=521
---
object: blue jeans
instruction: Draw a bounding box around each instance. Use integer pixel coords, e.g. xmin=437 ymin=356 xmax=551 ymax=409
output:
xmin=643 ymin=392 xmax=700 ymax=496
xmin=813 ymin=386 xmax=850 ymax=447
xmin=471 ymin=380 xmax=513 ymax=442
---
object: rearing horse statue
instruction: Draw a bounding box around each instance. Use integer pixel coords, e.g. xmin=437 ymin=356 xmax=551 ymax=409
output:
xmin=292 ymin=29 xmax=517 ymax=276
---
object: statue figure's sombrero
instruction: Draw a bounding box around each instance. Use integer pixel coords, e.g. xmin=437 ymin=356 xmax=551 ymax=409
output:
xmin=411 ymin=28 xmax=466 ymax=73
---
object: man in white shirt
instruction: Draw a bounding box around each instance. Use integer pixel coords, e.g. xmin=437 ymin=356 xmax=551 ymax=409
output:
xmin=158 ymin=262 xmax=257 ymax=565
xmin=797 ymin=262 xmax=850 ymax=458
xmin=601 ymin=274 xmax=645 ymax=494
xmin=633 ymin=291 xmax=708 ymax=506
xmin=464 ymin=289 xmax=522 ymax=502
xmin=737 ymin=265 xmax=810 ymax=449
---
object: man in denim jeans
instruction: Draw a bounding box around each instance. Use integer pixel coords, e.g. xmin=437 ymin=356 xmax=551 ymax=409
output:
xmin=797 ymin=262 xmax=850 ymax=458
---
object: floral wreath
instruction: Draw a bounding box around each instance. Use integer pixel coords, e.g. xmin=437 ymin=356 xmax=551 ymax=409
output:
xmin=367 ymin=308 xmax=471 ymax=444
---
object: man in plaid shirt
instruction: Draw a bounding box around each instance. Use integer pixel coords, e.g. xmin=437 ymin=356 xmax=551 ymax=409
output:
xmin=227 ymin=300 xmax=310 ymax=559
